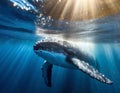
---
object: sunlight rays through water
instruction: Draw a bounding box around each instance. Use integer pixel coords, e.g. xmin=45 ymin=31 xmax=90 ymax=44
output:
xmin=0 ymin=0 xmax=120 ymax=93
xmin=39 ymin=0 xmax=120 ymax=20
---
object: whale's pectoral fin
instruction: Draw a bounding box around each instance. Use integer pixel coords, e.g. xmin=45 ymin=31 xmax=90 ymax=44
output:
xmin=66 ymin=56 xmax=113 ymax=84
xmin=41 ymin=61 xmax=53 ymax=87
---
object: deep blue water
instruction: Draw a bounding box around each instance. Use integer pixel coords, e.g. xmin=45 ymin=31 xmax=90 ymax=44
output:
xmin=0 ymin=0 xmax=120 ymax=93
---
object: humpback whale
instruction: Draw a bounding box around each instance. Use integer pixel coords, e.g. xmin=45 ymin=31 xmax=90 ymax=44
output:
xmin=33 ymin=39 xmax=113 ymax=87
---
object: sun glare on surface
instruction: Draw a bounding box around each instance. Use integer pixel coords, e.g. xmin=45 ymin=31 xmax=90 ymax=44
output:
xmin=40 ymin=0 xmax=120 ymax=21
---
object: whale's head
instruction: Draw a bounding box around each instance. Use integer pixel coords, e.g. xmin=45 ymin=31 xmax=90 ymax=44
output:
xmin=33 ymin=39 xmax=68 ymax=60
xmin=34 ymin=39 xmax=54 ymax=59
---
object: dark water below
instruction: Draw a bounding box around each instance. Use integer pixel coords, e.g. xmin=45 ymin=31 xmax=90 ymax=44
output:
xmin=0 ymin=0 xmax=120 ymax=93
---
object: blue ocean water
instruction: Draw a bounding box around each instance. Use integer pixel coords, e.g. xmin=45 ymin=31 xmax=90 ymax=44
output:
xmin=0 ymin=0 xmax=120 ymax=93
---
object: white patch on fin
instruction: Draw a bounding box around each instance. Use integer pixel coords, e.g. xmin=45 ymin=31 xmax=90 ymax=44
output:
xmin=71 ymin=58 xmax=113 ymax=84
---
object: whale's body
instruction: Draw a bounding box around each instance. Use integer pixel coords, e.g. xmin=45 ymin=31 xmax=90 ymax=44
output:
xmin=33 ymin=39 xmax=112 ymax=87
